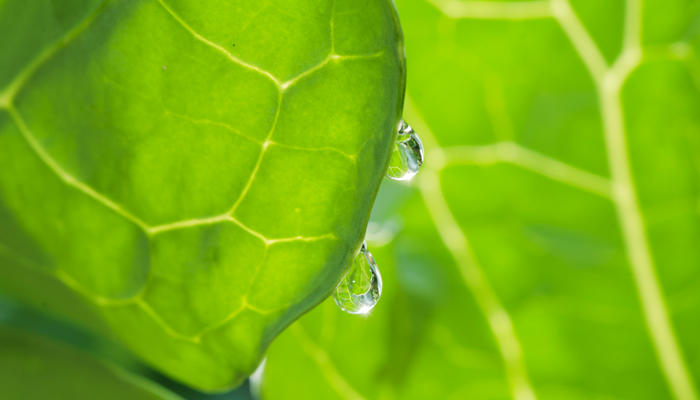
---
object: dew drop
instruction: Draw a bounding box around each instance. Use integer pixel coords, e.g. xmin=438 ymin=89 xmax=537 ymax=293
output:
xmin=387 ymin=120 xmax=424 ymax=181
xmin=333 ymin=241 xmax=382 ymax=315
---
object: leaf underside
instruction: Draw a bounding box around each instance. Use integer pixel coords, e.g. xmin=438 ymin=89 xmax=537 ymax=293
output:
xmin=0 ymin=0 xmax=404 ymax=390
xmin=263 ymin=0 xmax=700 ymax=399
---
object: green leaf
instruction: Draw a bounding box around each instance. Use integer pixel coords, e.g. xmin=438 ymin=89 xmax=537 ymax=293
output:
xmin=0 ymin=0 xmax=404 ymax=390
xmin=0 ymin=328 xmax=180 ymax=399
xmin=263 ymin=0 xmax=700 ymax=399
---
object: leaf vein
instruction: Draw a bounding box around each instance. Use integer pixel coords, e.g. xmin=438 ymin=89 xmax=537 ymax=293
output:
xmin=427 ymin=0 xmax=551 ymax=20
xmin=406 ymin=97 xmax=537 ymax=400
xmin=291 ymin=324 xmax=366 ymax=400
xmin=7 ymin=106 xmax=150 ymax=232
xmin=156 ymin=0 xmax=282 ymax=87
xmin=553 ymin=1 xmax=698 ymax=398
xmin=0 ymin=0 xmax=111 ymax=108
xmin=443 ymin=142 xmax=612 ymax=198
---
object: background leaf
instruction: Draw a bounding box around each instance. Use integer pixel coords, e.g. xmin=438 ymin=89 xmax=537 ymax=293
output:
xmin=263 ymin=0 xmax=700 ymax=399
xmin=0 ymin=327 xmax=180 ymax=400
xmin=0 ymin=0 xmax=404 ymax=391
xmin=0 ymin=294 xmax=255 ymax=399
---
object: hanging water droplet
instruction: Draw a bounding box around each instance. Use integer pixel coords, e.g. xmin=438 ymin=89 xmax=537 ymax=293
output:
xmin=334 ymin=241 xmax=382 ymax=315
xmin=387 ymin=120 xmax=424 ymax=181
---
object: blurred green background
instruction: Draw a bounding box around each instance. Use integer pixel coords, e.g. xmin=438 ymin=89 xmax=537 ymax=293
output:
xmin=3 ymin=0 xmax=700 ymax=399
xmin=267 ymin=0 xmax=700 ymax=398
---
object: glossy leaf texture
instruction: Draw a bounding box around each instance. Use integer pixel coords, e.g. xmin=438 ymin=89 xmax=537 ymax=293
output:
xmin=0 ymin=328 xmax=180 ymax=399
xmin=0 ymin=0 xmax=404 ymax=391
xmin=263 ymin=0 xmax=700 ymax=399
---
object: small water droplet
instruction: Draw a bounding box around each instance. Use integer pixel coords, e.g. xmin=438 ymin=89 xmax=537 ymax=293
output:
xmin=387 ymin=120 xmax=424 ymax=181
xmin=334 ymin=242 xmax=382 ymax=315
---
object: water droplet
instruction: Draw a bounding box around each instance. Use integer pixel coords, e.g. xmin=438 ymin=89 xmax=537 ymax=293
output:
xmin=334 ymin=242 xmax=382 ymax=315
xmin=249 ymin=358 xmax=266 ymax=399
xmin=387 ymin=120 xmax=424 ymax=181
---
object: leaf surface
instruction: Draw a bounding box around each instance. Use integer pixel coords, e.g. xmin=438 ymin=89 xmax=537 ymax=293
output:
xmin=263 ymin=0 xmax=700 ymax=399
xmin=0 ymin=0 xmax=404 ymax=390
